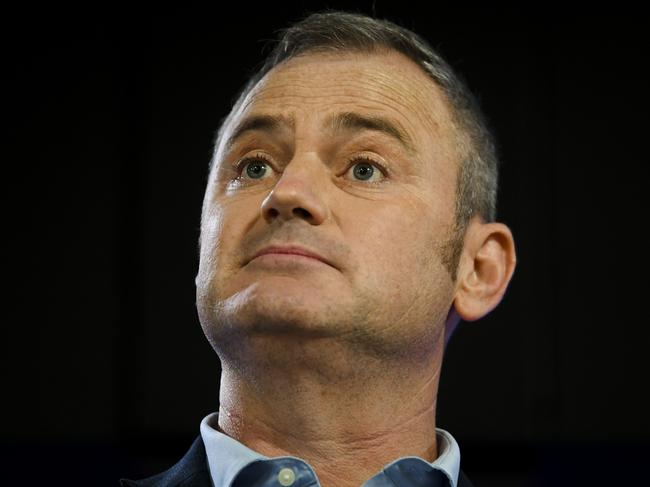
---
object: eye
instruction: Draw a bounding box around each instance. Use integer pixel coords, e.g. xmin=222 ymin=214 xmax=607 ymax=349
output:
xmin=345 ymin=157 xmax=386 ymax=183
xmin=237 ymin=154 xmax=273 ymax=180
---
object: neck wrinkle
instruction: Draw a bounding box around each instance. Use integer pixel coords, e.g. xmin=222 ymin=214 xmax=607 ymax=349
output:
xmin=216 ymin=348 xmax=443 ymax=485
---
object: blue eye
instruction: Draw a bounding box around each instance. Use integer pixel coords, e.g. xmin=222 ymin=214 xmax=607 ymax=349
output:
xmin=238 ymin=155 xmax=272 ymax=180
xmin=352 ymin=162 xmax=375 ymax=180
xmin=346 ymin=158 xmax=386 ymax=183
xmin=244 ymin=160 xmax=268 ymax=179
xmin=235 ymin=155 xmax=386 ymax=184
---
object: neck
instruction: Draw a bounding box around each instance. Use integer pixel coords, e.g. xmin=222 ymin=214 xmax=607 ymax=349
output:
xmin=217 ymin=337 xmax=444 ymax=487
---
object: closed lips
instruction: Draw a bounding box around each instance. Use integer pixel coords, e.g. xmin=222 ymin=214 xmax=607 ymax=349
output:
xmin=252 ymin=246 xmax=334 ymax=267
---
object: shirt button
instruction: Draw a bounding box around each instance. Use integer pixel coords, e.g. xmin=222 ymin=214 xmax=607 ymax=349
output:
xmin=277 ymin=467 xmax=296 ymax=486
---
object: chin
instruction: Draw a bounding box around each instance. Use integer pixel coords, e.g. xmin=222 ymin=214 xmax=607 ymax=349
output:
xmin=201 ymin=279 xmax=345 ymax=341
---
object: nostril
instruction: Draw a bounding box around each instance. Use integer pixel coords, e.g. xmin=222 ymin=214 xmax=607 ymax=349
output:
xmin=292 ymin=208 xmax=311 ymax=219
xmin=266 ymin=208 xmax=279 ymax=219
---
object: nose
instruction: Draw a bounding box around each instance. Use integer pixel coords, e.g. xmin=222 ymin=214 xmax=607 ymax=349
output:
xmin=260 ymin=162 xmax=328 ymax=225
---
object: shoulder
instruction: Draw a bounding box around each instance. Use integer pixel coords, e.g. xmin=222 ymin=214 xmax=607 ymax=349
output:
xmin=120 ymin=436 xmax=211 ymax=487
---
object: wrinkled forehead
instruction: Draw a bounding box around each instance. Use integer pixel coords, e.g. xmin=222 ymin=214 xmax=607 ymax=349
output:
xmin=217 ymin=50 xmax=459 ymax=161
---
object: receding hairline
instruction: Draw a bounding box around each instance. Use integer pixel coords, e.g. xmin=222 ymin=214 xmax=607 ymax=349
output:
xmin=214 ymin=46 xmax=468 ymax=169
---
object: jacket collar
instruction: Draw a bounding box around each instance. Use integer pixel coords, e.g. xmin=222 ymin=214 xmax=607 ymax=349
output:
xmin=120 ymin=435 xmax=474 ymax=487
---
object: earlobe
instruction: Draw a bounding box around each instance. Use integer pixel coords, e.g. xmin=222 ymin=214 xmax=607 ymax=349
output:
xmin=453 ymin=220 xmax=517 ymax=322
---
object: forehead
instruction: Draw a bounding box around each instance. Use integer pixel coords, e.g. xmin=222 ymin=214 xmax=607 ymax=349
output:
xmin=226 ymin=50 xmax=458 ymax=160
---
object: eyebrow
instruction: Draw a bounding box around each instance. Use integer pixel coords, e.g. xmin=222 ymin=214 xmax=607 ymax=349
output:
xmin=327 ymin=111 xmax=416 ymax=155
xmin=225 ymin=114 xmax=295 ymax=150
xmin=224 ymin=111 xmax=415 ymax=155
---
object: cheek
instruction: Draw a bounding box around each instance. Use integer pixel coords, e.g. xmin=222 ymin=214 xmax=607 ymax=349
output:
xmin=344 ymin=199 xmax=433 ymax=270
xmin=199 ymin=200 xmax=246 ymax=277
xmin=199 ymin=205 xmax=224 ymax=260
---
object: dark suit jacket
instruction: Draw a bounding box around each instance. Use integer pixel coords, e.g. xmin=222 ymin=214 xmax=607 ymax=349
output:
xmin=120 ymin=435 xmax=475 ymax=487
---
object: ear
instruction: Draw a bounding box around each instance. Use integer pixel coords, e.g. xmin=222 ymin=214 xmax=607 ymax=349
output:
xmin=452 ymin=218 xmax=517 ymax=322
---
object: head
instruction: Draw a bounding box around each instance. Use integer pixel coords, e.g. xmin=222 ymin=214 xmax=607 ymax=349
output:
xmin=196 ymin=11 xmax=516 ymax=374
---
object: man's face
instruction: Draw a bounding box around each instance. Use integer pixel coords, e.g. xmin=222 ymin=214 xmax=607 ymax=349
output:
xmin=196 ymin=50 xmax=463 ymax=364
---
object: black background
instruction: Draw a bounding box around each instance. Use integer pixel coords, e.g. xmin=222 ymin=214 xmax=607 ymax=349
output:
xmin=5 ymin=2 xmax=649 ymax=486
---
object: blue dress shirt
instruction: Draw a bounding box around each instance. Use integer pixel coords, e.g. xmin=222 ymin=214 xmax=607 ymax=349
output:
xmin=200 ymin=412 xmax=460 ymax=487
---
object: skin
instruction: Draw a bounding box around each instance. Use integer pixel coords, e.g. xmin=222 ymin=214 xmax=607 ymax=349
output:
xmin=195 ymin=49 xmax=516 ymax=487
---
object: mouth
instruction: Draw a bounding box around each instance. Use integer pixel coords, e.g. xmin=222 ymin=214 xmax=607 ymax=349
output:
xmin=248 ymin=245 xmax=336 ymax=269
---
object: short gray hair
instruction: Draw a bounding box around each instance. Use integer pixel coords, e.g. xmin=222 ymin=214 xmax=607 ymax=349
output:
xmin=210 ymin=10 xmax=500 ymax=280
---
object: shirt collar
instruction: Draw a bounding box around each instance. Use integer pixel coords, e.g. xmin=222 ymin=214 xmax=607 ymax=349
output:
xmin=200 ymin=411 xmax=460 ymax=487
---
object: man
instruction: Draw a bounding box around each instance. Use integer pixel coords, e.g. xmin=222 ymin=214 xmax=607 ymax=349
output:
xmin=121 ymin=10 xmax=516 ymax=487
